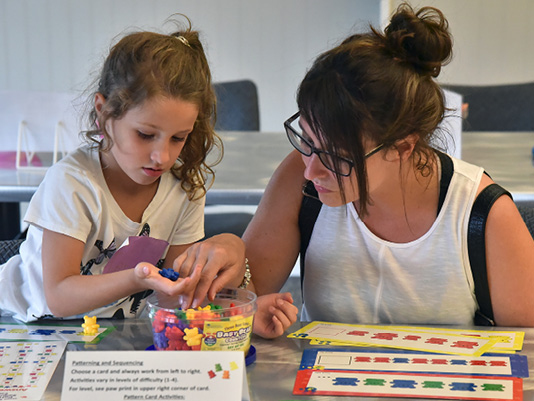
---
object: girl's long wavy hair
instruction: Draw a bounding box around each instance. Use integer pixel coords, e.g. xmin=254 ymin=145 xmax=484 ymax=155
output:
xmin=85 ymin=19 xmax=221 ymax=200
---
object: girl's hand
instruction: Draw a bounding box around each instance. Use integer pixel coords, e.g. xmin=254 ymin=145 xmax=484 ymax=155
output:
xmin=172 ymin=234 xmax=246 ymax=308
xmin=133 ymin=262 xmax=202 ymax=299
xmin=252 ymin=292 xmax=298 ymax=339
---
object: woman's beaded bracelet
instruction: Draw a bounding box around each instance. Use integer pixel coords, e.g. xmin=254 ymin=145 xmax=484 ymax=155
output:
xmin=238 ymin=258 xmax=251 ymax=289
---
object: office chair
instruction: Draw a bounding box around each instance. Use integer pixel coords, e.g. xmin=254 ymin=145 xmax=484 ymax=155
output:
xmin=204 ymin=80 xmax=260 ymax=238
xmin=442 ymin=82 xmax=534 ymax=131
xmin=213 ymin=80 xmax=260 ymax=131
xmin=518 ymin=205 xmax=534 ymax=239
xmin=0 ymin=239 xmax=24 ymax=264
xmin=204 ymin=211 xmax=254 ymax=239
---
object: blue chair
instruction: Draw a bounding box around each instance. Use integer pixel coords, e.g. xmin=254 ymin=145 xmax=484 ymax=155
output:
xmin=518 ymin=205 xmax=534 ymax=239
xmin=204 ymin=80 xmax=260 ymax=238
xmin=213 ymin=80 xmax=260 ymax=131
xmin=204 ymin=211 xmax=253 ymax=239
xmin=443 ymin=82 xmax=534 ymax=131
xmin=0 ymin=239 xmax=23 ymax=264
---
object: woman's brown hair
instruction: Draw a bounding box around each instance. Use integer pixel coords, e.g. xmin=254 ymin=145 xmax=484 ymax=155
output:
xmin=297 ymin=3 xmax=452 ymax=214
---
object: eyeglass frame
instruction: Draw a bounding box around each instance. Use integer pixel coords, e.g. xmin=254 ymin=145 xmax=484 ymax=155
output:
xmin=283 ymin=111 xmax=384 ymax=177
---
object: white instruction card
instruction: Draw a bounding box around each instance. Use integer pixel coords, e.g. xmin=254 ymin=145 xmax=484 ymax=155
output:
xmin=61 ymin=350 xmax=249 ymax=401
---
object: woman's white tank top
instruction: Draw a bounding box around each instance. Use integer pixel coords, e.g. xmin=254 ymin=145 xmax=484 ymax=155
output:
xmin=300 ymin=157 xmax=484 ymax=325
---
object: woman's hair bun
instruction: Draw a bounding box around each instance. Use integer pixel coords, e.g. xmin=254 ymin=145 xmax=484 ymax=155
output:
xmin=383 ymin=3 xmax=452 ymax=77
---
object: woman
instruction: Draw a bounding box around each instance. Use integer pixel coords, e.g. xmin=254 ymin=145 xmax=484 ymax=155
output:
xmin=241 ymin=3 xmax=534 ymax=330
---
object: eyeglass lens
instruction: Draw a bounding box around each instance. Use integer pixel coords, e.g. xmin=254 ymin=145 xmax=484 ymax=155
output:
xmin=285 ymin=115 xmax=352 ymax=176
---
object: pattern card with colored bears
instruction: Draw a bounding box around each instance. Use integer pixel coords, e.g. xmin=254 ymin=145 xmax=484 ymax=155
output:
xmin=288 ymin=322 xmax=503 ymax=356
xmin=293 ymin=348 xmax=527 ymax=400
xmin=307 ymin=327 xmax=524 ymax=353
xmin=299 ymin=348 xmax=529 ymax=377
xmin=293 ymin=369 xmax=522 ymax=400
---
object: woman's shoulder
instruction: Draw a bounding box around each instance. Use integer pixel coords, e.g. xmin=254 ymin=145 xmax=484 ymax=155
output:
xmin=448 ymin=154 xmax=484 ymax=179
xmin=253 ymin=151 xmax=306 ymax=224
xmin=268 ymin=150 xmax=307 ymax=191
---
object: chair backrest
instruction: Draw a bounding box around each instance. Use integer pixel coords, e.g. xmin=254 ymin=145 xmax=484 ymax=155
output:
xmin=204 ymin=211 xmax=253 ymax=238
xmin=442 ymin=82 xmax=534 ymax=131
xmin=213 ymin=80 xmax=260 ymax=131
xmin=0 ymin=239 xmax=24 ymax=264
xmin=518 ymin=205 xmax=534 ymax=239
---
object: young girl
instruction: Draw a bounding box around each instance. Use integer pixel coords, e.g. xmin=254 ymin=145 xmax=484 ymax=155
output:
xmin=233 ymin=4 xmax=532 ymax=332
xmin=0 ymin=21 xmax=285 ymax=327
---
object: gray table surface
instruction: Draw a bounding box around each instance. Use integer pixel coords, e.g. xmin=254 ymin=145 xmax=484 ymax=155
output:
xmin=0 ymin=132 xmax=293 ymax=205
xmin=461 ymin=131 xmax=534 ymax=205
xmin=3 ymin=317 xmax=529 ymax=401
xmin=0 ymin=131 xmax=533 ymax=205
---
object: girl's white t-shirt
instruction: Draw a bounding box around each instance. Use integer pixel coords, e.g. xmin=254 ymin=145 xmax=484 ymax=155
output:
xmin=0 ymin=145 xmax=204 ymax=322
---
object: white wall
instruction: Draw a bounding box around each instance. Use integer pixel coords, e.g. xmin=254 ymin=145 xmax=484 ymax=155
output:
xmin=0 ymin=0 xmax=379 ymax=132
xmin=3 ymin=0 xmax=534 ymax=133
xmin=386 ymin=0 xmax=534 ymax=86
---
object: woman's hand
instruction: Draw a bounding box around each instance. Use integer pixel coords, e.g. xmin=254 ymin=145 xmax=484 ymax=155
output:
xmin=253 ymin=292 xmax=298 ymax=339
xmin=172 ymin=234 xmax=246 ymax=308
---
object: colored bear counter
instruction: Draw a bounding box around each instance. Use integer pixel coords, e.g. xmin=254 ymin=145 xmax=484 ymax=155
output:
xmin=81 ymin=315 xmax=100 ymax=335
xmin=147 ymin=287 xmax=257 ymax=356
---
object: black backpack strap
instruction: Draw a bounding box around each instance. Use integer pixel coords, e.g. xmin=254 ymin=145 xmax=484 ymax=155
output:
xmin=436 ymin=151 xmax=453 ymax=215
xmin=468 ymin=182 xmax=512 ymax=326
xmin=298 ymin=181 xmax=322 ymax=291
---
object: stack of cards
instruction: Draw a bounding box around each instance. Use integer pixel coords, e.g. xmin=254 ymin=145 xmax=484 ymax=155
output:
xmin=289 ymin=322 xmax=527 ymax=400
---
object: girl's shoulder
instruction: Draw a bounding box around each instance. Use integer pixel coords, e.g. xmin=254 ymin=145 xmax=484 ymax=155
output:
xmin=36 ymin=145 xmax=105 ymax=201
xmin=45 ymin=145 xmax=101 ymax=180
xmin=56 ymin=144 xmax=99 ymax=169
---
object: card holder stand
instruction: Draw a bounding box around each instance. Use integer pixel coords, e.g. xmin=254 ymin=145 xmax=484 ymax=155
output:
xmin=16 ymin=119 xmax=70 ymax=171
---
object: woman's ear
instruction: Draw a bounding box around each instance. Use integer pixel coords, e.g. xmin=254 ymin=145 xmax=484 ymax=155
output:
xmin=395 ymin=134 xmax=419 ymax=161
xmin=383 ymin=134 xmax=419 ymax=162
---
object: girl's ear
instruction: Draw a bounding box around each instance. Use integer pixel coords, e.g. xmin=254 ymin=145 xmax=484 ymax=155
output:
xmin=94 ymin=93 xmax=106 ymax=117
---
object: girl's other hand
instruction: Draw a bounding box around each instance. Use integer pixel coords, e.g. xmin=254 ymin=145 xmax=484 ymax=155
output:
xmin=172 ymin=234 xmax=246 ymax=308
xmin=134 ymin=262 xmax=202 ymax=299
xmin=252 ymin=292 xmax=298 ymax=339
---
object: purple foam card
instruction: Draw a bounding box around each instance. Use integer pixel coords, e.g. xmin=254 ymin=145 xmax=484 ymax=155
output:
xmin=102 ymin=236 xmax=169 ymax=274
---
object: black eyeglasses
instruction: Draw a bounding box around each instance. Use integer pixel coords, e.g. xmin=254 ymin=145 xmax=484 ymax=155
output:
xmin=284 ymin=112 xmax=384 ymax=177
